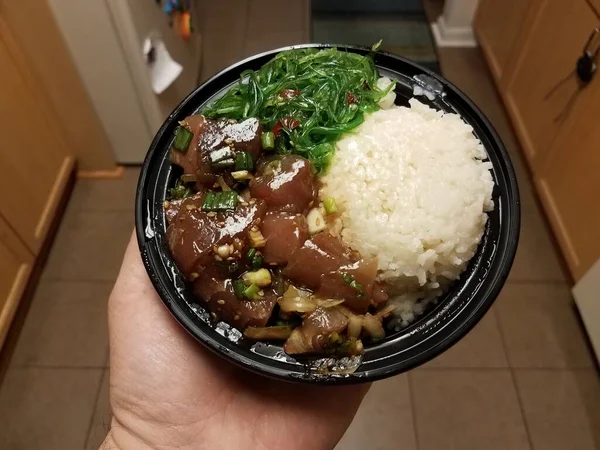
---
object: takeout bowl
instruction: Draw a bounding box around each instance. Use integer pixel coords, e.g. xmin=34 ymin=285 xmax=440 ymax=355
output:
xmin=135 ymin=44 xmax=520 ymax=384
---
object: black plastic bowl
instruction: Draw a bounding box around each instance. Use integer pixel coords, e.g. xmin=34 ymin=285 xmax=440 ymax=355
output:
xmin=135 ymin=44 xmax=520 ymax=384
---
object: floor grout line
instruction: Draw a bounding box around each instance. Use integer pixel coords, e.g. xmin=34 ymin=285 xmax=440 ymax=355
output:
xmin=84 ymin=368 xmax=108 ymax=450
xmin=406 ymin=372 xmax=421 ymax=450
xmin=493 ymin=310 xmax=536 ymax=450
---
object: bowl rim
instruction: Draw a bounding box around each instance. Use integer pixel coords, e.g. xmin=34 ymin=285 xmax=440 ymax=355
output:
xmin=135 ymin=43 xmax=521 ymax=384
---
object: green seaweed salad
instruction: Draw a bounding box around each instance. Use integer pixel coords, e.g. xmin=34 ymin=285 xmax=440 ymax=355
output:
xmin=202 ymin=42 xmax=395 ymax=172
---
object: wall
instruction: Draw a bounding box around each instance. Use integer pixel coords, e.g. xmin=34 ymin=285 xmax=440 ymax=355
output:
xmin=46 ymin=0 xmax=152 ymax=164
xmin=0 ymin=0 xmax=117 ymax=171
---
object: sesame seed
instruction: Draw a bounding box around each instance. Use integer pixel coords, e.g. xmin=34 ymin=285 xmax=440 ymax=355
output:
xmin=258 ymin=290 xmax=265 ymax=297
xmin=214 ymin=255 xmax=223 ymax=261
xmin=207 ymin=212 xmax=217 ymax=218
xmin=249 ymin=199 xmax=256 ymax=205
xmin=217 ymin=299 xmax=225 ymax=305
xmin=190 ymin=272 xmax=199 ymax=281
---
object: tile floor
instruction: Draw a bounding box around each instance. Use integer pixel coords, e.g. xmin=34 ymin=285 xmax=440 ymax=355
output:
xmin=1 ymin=1 xmax=600 ymax=449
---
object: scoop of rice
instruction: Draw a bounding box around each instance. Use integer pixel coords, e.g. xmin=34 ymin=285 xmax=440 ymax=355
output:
xmin=320 ymin=99 xmax=494 ymax=327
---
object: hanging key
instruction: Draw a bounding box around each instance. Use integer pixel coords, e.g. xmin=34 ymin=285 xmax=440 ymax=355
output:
xmin=546 ymin=28 xmax=600 ymax=121
xmin=576 ymin=28 xmax=600 ymax=82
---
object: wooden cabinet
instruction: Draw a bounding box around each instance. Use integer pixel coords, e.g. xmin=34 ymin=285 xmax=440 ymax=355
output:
xmin=537 ymin=74 xmax=600 ymax=280
xmin=475 ymin=0 xmax=600 ymax=280
xmin=504 ymin=0 xmax=599 ymax=168
xmin=0 ymin=216 xmax=33 ymax=348
xmin=474 ymin=0 xmax=534 ymax=83
xmin=0 ymin=31 xmax=74 ymax=253
xmin=0 ymin=18 xmax=74 ymax=347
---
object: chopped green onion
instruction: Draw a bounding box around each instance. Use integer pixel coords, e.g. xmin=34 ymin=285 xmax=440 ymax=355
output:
xmin=251 ymin=253 xmax=263 ymax=270
xmin=231 ymin=170 xmax=252 ymax=181
xmin=261 ymin=131 xmax=275 ymax=150
xmin=247 ymin=248 xmax=263 ymax=270
xmin=202 ymin=191 xmax=238 ymax=211
xmin=234 ymin=151 xmax=254 ymax=171
xmin=248 ymin=228 xmax=266 ymax=247
xmin=209 ymin=147 xmax=235 ymax=168
xmin=233 ymin=279 xmax=246 ymax=299
xmin=174 ymin=126 xmax=194 ymax=152
xmin=242 ymin=268 xmax=272 ymax=287
xmin=181 ymin=174 xmax=197 ymax=183
xmin=341 ymin=273 xmax=353 ymax=285
xmin=323 ymin=197 xmax=338 ymax=214
xmin=341 ymin=272 xmax=365 ymax=297
xmin=170 ymin=184 xmax=186 ymax=199
xmin=213 ymin=159 xmax=235 ymax=169
xmin=244 ymin=283 xmax=260 ymax=301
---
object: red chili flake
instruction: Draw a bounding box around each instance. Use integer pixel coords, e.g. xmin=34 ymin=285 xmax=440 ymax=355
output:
xmin=280 ymin=89 xmax=301 ymax=100
xmin=272 ymin=117 xmax=301 ymax=137
xmin=346 ymin=92 xmax=357 ymax=104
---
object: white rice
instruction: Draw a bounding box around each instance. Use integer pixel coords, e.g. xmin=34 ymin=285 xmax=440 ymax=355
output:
xmin=320 ymin=97 xmax=494 ymax=329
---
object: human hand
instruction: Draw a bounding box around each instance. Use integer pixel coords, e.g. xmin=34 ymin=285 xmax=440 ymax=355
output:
xmin=102 ymin=233 xmax=369 ymax=450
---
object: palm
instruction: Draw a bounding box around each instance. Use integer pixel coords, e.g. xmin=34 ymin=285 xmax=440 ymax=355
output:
xmin=107 ymin=235 xmax=368 ymax=450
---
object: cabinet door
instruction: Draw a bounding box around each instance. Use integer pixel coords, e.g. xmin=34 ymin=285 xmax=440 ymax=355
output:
xmin=536 ymin=72 xmax=600 ymax=281
xmin=0 ymin=215 xmax=33 ymax=348
xmin=504 ymin=0 xmax=599 ymax=169
xmin=0 ymin=21 xmax=74 ymax=253
xmin=474 ymin=0 xmax=534 ymax=82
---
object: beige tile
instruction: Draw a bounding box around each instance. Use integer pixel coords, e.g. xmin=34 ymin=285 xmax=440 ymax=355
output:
xmin=43 ymin=210 xmax=133 ymax=281
xmin=508 ymin=208 xmax=568 ymax=282
xmin=423 ymin=307 xmax=508 ymax=368
xmin=0 ymin=367 xmax=102 ymax=450
xmin=244 ymin=0 xmax=309 ymax=57
xmin=496 ymin=284 xmax=594 ymax=368
xmin=411 ymin=369 xmax=530 ymax=450
xmin=198 ymin=0 xmax=248 ymax=82
xmin=335 ymin=375 xmax=416 ymax=450
xmin=86 ymin=369 xmax=112 ymax=450
xmin=515 ymin=370 xmax=600 ymax=450
xmin=68 ymin=167 xmax=140 ymax=212
xmin=11 ymin=281 xmax=110 ymax=367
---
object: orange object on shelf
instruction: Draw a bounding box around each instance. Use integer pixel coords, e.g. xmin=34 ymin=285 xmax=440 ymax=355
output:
xmin=179 ymin=11 xmax=192 ymax=40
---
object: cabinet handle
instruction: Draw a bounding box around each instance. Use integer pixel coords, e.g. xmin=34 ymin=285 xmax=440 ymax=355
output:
xmin=577 ymin=28 xmax=600 ymax=83
xmin=545 ymin=28 xmax=600 ymax=122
